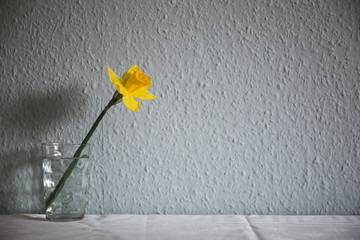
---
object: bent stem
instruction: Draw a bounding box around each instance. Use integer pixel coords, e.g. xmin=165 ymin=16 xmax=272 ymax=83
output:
xmin=45 ymin=93 xmax=122 ymax=210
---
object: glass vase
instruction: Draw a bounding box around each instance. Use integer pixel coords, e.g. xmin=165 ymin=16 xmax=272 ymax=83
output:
xmin=42 ymin=143 xmax=90 ymax=221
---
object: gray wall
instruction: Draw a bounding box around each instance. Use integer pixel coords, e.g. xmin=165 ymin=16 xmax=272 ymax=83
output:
xmin=1 ymin=0 xmax=359 ymax=215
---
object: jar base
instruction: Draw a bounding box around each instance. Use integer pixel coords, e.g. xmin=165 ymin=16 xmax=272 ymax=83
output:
xmin=46 ymin=213 xmax=85 ymax=222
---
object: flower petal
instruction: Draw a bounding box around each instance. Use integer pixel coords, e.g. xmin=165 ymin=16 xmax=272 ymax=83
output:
xmin=107 ymin=66 xmax=127 ymax=95
xmin=122 ymin=65 xmax=140 ymax=86
xmin=123 ymin=94 xmax=140 ymax=112
xmin=124 ymin=68 xmax=152 ymax=94
xmin=143 ymin=76 xmax=151 ymax=91
xmin=132 ymin=88 xmax=157 ymax=100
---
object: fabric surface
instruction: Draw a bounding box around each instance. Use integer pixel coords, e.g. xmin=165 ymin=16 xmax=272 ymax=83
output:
xmin=0 ymin=215 xmax=359 ymax=240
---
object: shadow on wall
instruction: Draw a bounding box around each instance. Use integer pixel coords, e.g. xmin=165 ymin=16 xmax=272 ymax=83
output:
xmin=0 ymin=148 xmax=43 ymax=214
xmin=0 ymin=87 xmax=86 ymax=213
xmin=4 ymin=87 xmax=84 ymax=131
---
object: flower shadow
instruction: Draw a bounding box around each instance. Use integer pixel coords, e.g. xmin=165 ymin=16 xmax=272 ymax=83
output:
xmin=0 ymin=86 xmax=87 ymax=214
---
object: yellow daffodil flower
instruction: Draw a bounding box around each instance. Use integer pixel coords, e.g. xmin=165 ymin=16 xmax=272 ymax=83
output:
xmin=107 ymin=65 xmax=157 ymax=112
xmin=45 ymin=64 xmax=158 ymax=214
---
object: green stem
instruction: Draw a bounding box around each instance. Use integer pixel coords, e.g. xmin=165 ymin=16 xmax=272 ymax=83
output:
xmin=45 ymin=94 xmax=122 ymax=210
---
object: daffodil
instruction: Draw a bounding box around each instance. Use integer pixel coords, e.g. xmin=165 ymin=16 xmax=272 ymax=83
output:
xmin=107 ymin=65 xmax=157 ymax=112
xmin=44 ymin=65 xmax=157 ymax=213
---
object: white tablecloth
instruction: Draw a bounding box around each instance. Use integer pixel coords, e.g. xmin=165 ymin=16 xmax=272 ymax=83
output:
xmin=0 ymin=214 xmax=359 ymax=240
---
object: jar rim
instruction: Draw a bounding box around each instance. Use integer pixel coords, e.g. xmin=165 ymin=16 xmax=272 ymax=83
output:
xmin=41 ymin=142 xmax=90 ymax=146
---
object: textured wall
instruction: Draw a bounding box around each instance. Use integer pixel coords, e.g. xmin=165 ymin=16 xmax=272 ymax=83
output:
xmin=0 ymin=0 xmax=359 ymax=215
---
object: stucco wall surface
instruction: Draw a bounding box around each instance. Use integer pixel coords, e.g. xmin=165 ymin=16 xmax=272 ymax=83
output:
xmin=0 ymin=0 xmax=359 ymax=214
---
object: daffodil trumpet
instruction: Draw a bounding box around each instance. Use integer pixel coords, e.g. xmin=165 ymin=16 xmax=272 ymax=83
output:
xmin=45 ymin=65 xmax=156 ymax=211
